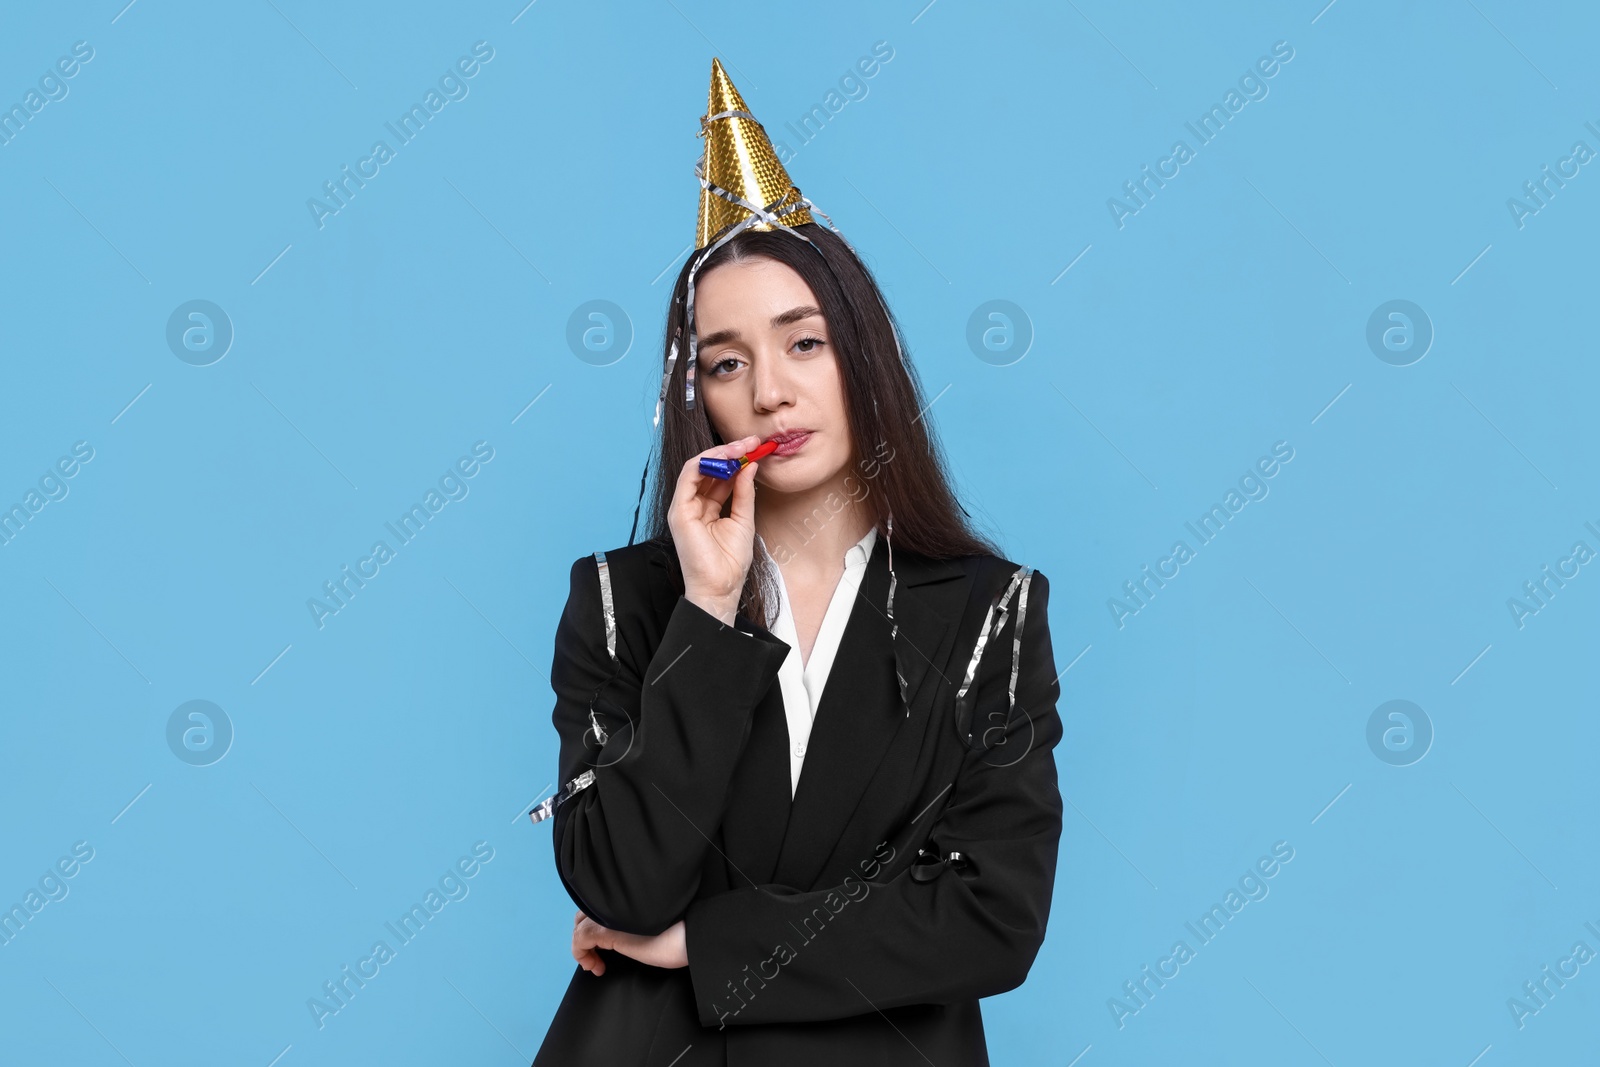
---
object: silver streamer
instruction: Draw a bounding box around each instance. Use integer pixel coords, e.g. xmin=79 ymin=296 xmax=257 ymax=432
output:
xmin=589 ymin=551 xmax=617 ymax=747
xmin=954 ymin=566 xmax=1035 ymax=744
xmin=528 ymin=769 xmax=596 ymax=825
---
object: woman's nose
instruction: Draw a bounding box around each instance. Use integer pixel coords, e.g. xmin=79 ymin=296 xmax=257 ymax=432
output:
xmin=750 ymin=349 xmax=796 ymax=410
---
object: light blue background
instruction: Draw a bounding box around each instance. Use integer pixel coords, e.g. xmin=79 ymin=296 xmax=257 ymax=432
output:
xmin=2 ymin=1 xmax=1596 ymax=1064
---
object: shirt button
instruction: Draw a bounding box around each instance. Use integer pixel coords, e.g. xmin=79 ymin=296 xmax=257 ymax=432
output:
xmin=793 ymin=740 xmax=807 ymax=757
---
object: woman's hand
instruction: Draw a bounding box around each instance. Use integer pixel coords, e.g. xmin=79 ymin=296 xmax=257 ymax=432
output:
xmin=572 ymin=910 xmax=687 ymax=975
xmin=668 ymin=434 xmax=764 ymax=625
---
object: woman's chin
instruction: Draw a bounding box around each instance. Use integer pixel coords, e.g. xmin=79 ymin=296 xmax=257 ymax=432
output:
xmin=756 ymin=462 xmax=828 ymax=493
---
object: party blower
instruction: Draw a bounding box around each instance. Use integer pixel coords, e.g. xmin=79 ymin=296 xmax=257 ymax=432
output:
xmin=699 ymin=438 xmax=780 ymax=479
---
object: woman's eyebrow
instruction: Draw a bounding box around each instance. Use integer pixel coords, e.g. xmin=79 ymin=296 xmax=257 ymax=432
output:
xmin=770 ymin=304 xmax=823 ymax=328
xmin=697 ymin=305 xmax=824 ymax=351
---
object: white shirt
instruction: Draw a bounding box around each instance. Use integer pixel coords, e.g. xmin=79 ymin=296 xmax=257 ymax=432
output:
xmin=755 ymin=524 xmax=880 ymax=797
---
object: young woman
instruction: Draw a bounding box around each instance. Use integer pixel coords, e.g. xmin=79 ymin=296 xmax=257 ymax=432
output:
xmin=532 ymin=62 xmax=1062 ymax=1067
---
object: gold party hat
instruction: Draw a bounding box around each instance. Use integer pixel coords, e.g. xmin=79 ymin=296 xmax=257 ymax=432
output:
xmin=695 ymin=58 xmax=812 ymax=249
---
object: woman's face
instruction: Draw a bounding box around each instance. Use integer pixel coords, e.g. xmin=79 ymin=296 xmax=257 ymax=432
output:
xmin=692 ymin=256 xmax=854 ymax=494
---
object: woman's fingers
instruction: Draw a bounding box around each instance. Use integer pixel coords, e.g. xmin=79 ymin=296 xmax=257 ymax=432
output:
xmin=717 ymin=434 xmax=763 ymax=459
xmin=728 ymin=456 xmax=758 ymax=526
xmin=671 ymin=459 xmax=726 ymax=525
xmin=572 ymin=915 xmax=610 ymax=976
xmin=574 ymin=916 xmax=606 ymax=947
xmin=706 ymin=436 xmax=763 ymax=513
xmin=571 ymin=914 xmax=689 ymax=972
xmin=668 ymin=434 xmax=764 ymax=608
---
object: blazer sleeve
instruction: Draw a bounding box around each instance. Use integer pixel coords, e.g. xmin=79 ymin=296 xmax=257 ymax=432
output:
xmin=549 ymin=552 xmax=793 ymax=935
xmin=682 ymin=569 xmax=1063 ymax=1026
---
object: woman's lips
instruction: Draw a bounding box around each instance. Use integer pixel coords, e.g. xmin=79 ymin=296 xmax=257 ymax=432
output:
xmin=768 ymin=431 xmax=812 ymax=456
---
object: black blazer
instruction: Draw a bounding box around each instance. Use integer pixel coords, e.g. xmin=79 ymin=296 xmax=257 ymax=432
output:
xmin=534 ymin=531 xmax=1062 ymax=1067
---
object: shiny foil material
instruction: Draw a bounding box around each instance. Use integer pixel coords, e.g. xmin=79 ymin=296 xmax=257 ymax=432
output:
xmin=528 ymin=769 xmax=596 ymax=825
xmin=699 ymin=456 xmax=744 ymax=479
xmin=954 ymin=566 xmax=1036 ymax=745
xmin=594 ymin=550 xmax=618 ymax=663
xmin=589 ymin=550 xmax=617 ymax=746
xmin=696 ymin=58 xmax=813 ymax=249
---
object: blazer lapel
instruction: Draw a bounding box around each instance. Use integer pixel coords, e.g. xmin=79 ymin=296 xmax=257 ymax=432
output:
xmin=771 ymin=533 xmax=970 ymax=890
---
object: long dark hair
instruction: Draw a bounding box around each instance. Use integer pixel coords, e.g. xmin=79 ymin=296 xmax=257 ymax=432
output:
xmin=637 ymin=221 xmax=1000 ymax=626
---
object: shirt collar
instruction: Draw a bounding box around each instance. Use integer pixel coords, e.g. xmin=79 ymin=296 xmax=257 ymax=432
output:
xmin=845 ymin=523 xmax=878 ymax=568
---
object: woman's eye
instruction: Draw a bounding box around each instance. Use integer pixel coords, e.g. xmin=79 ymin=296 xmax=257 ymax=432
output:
xmin=710 ymin=357 xmax=740 ymax=377
xmin=794 ymin=336 xmax=825 ymax=354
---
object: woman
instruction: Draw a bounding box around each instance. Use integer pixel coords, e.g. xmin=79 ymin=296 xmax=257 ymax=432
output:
xmin=532 ymin=60 xmax=1062 ymax=1067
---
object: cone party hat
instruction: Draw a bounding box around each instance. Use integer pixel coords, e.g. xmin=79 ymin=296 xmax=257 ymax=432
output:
xmin=695 ymin=58 xmax=812 ymax=249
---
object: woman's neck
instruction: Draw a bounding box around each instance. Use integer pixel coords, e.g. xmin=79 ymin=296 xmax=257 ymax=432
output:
xmin=753 ymin=473 xmax=876 ymax=576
